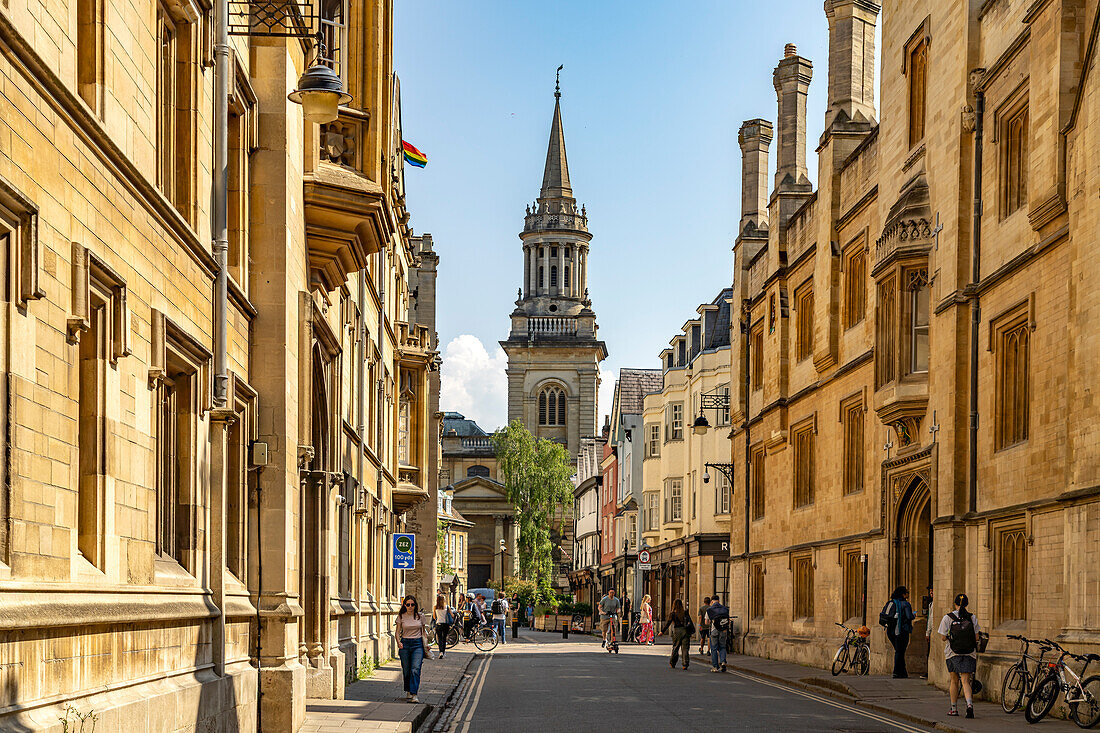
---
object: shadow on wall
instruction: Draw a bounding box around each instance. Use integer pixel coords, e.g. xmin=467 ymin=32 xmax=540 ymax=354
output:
xmin=1 ymin=676 xmax=34 ymax=732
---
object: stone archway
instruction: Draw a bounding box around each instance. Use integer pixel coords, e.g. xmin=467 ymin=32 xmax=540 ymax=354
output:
xmin=893 ymin=475 xmax=932 ymax=676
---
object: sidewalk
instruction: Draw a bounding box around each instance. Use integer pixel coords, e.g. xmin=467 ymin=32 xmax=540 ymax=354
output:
xmin=693 ymin=649 xmax=1080 ymax=733
xmin=303 ymin=650 xmax=474 ymax=733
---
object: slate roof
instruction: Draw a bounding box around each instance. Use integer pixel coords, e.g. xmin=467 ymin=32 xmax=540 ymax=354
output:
xmin=616 ymin=368 xmax=664 ymax=416
xmin=706 ymin=287 xmax=734 ymax=350
xmin=441 ymin=412 xmax=488 ymax=437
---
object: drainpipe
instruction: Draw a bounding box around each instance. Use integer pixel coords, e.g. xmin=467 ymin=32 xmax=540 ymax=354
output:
xmin=968 ymin=86 xmax=984 ymax=515
xmin=356 ymin=268 xmax=367 ymax=673
xmin=212 ymin=0 xmax=229 ymax=408
xmin=741 ymin=299 xmax=751 ymax=654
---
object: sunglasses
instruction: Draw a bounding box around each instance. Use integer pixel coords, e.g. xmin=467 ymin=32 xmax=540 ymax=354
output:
xmin=404 ymin=602 xmax=416 ymax=607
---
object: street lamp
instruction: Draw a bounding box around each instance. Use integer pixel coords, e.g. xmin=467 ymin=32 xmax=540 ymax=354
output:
xmin=692 ymin=412 xmax=710 ymax=435
xmin=288 ymin=47 xmax=353 ymax=124
xmin=498 ymin=539 xmax=508 ymax=594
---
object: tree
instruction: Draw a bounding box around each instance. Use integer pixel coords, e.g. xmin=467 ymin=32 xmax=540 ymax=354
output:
xmin=492 ymin=421 xmax=574 ymax=604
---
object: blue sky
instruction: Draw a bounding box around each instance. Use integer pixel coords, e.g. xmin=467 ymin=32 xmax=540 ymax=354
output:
xmin=394 ymin=1 xmax=849 ymax=431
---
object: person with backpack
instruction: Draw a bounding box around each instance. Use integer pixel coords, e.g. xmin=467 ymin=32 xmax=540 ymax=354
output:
xmin=432 ymin=594 xmax=455 ymax=658
xmin=937 ymin=593 xmax=982 ymax=718
xmin=705 ymin=595 xmax=731 ymax=672
xmin=660 ymin=598 xmax=694 ymax=669
xmin=878 ymin=586 xmax=915 ymax=678
xmin=698 ymin=596 xmax=712 ymax=656
xmin=490 ymin=593 xmax=507 ymax=644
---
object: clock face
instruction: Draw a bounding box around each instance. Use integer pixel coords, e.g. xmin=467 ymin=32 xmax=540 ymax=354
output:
xmin=396 ymin=536 xmax=413 ymax=553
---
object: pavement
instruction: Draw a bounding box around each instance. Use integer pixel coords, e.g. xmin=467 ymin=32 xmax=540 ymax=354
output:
xmin=303 ymin=647 xmax=474 ymax=733
xmin=302 ymin=629 xmax=1082 ymax=733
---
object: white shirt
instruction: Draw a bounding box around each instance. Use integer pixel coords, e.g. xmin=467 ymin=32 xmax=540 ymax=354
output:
xmin=491 ymin=598 xmax=506 ymax=621
xmin=937 ymin=611 xmax=982 ymax=659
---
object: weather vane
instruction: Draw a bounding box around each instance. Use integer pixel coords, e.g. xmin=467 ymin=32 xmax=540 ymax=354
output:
xmin=555 ymin=64 xmax=563 ymax=98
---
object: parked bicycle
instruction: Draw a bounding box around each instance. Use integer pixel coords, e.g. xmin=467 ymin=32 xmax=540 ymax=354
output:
xmin=1001 ymin=634 xmax=1055 ymax=714
xmin=831 ymin=622 xmax=871 ymax=676
xmin=1024 ymin=638 xmax=1100 ymax=727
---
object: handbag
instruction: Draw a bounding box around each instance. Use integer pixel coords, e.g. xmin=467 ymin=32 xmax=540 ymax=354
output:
xmin=445 ymin=607 xmax=455 ymax=626
xmin=685 ymin=615 xmax=696 ymax=636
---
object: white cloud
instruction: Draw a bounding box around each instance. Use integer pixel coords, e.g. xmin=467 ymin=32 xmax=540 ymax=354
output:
xmin=440 ymin=335 xmax=508 ymax=431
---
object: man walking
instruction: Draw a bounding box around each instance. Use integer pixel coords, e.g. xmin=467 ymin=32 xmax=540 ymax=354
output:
xmin=490 ymin=593 xmax=507 ymax=644
xmin=706 ymin=595 xmax=731 ymax=672
xmin=598 ymin=589 xmax=622 ymax=648
xmin=698 ymin=596 xmax=711 ymax=656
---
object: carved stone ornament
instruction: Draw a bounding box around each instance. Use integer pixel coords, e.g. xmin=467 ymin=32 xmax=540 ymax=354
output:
xmin=297 ymin=444 xmax=316 ymax=469
xmin=891 ymin=417 xmax=920 ymax=448
xmin=320 ymin=121 xmax=356 ymax=167
xmin=961 ymin=105 xmax=976 ymax=132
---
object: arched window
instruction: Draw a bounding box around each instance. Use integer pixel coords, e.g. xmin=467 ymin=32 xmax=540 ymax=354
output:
xmin=550 ymin=265 xmax=558 ymax=287
xmin=467 ymin=465 xmax=490 ymax=478
xmin=538 ymin=386 xmax=566 ymax=426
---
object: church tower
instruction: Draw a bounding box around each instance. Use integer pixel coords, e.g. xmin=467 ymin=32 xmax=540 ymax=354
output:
xmin=501 ymin=81 xmax=607 ymax=458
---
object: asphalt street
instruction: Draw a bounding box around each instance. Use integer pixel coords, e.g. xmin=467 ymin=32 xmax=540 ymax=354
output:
xmin=441 ymin=632 xmax=935 ymax=733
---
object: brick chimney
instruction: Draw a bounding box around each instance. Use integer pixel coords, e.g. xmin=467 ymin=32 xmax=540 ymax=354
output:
xmin=773 ymin=44 xmax=813 ymax=191
xmin=824 ymin=0 xmax=880 ymax=131
xmin=738 ymin=119 xmax=773 ymax=234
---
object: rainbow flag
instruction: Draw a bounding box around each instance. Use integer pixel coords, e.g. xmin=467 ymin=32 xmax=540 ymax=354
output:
xmin=402 ymin=140 xmax=427 ymax=168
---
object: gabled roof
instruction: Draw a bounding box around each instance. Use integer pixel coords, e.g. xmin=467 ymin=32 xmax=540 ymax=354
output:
xmin=706 ymin=288 xmax=734 ymax=350
xmin=615 ymin=369 xmax=664 ymax=416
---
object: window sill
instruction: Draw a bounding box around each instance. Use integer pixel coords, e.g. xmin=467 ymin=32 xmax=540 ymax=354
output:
xmin=843 ymin=318 xmax=865 ymax=332
xmin=993 ymin=439 xmax=1029 ymax=454
xmin=793 ymin=502 xmax=816 ymax=512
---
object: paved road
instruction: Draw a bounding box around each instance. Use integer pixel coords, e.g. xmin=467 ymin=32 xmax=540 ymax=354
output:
xmin=441 ymin=632 xmax=934 ymax=733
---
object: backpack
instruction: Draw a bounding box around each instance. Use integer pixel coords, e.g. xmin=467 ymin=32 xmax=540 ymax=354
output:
xmin=710 ymin=605 xmax=731 ymax=631
xmin=445 ymin=607 xmax=455 ymax=626
xmin=878 ymin=601 xmax=896 ymax=628
xmin=491 ymin=599 xmax=504 ymax=615
xmin=947 ymin=612 xmax=977 ymax=655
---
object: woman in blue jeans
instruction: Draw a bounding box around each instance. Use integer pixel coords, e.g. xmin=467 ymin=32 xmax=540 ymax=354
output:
xmin=395 ymin=595 xmax=430 ymax=703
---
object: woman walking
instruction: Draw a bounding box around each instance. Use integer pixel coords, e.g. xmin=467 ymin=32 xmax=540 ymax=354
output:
xmin=660 ymin=598 xmax=693 ymax=669
xmin=884 ymin=586 xmax=915 ymax=678
xmin=938 ymin=593 xmax=981 ymax=718
xmin=639 ymin=594 xmax=654 ymax=645
xmin=395 ymin=595 xmax=430 ymax=703
xmin=432 ymin=594 xmax=453 ymax=659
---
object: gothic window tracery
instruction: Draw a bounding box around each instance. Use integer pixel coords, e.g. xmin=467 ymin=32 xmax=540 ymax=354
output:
xmin=538 ymin=385 xmax=566 ymax=426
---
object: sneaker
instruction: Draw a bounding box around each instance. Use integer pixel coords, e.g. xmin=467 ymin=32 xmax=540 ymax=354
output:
xmin=405 ymin=692 xmax=413 ymax=700
xmin=410 ymin=695 xmax=420 ymax=704
xmin=965 ymin=706 xmax=974 ymax=719
xmin=670 ymin=660 xmax=676 ymax=668
xmin=720 ymin=663 xmax=727 ymax=672
xmin=710 ymin=667 xmax=720 ymax=673
xmin=682 ymin=665 xmax=689 ymax=670
xmin=947 ymin=708 xmax=959 ymax=717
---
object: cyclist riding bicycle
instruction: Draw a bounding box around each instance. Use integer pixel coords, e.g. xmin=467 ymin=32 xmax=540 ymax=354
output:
xmin=598 ymin=589 xmax=622 ymax=648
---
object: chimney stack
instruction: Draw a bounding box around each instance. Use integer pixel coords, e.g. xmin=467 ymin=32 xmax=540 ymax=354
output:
xmin=738 ymin=119 xmax=773 ymax=233
xmin=824 ymin=0 xmax=880 ymax=131
xmin=773 ymin=44 xmax=813 ymax=191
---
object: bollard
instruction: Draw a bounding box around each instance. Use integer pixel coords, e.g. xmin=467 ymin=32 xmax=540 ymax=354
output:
xmin=512 ymin=620 xmax=520 ymax=639
xmin=561 ymin=623 xmax=569 ymax=639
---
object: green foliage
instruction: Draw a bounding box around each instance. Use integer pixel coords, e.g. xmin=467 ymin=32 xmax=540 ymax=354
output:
xmin=436 ymin=517 xmax=454 ymax=577
xmin=59 ymin=705 xmax=97 ymax=733
xmin=493 ymin=421 xmax=575 ymax=605
xmin=571 ymin=602 xmax=592 ymax=616
xmin=356 ymin=652 xmax=375 ymax=680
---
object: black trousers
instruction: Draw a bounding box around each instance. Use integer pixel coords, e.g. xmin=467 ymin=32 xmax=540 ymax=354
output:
xmin=887 ymin=629 xmax=910 ymax=678
xmin=435 ymin=622 xmax=451 ymax=655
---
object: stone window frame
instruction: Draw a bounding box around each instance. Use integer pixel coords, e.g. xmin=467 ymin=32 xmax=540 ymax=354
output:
xmin=903 ymin=18 xmax=931 ymax=149
xmin=665 ymin=402 xmax=683 ymax=442
xmin=67 ymin=244 xmax=131 ymax=571
xmin=0 ymin=176 xmax=45 ymax=311
xmin=664 ymin=477 xmax=683 ymax=523
xmin=750 ymin=321 xmax=765 ymax=390
xmin=875 ymin=273 xmax=898 ymax=387
xmin=644 ymin=490 xmax=659 ymax=531
xmin=905 ymin=267 xmax=931 ymax=375
xmin=791 ymin=551 xmax=815 ymax=621
xmin=791 ymin=415 xmax=817 ymax=509
xmin=645 ymin=423 xmax=660 ymax=458
xmin=840 ymin=544 xmax=863 ymax=622
xmin=842 ymin=235 xmax=868 ymax=330
xmin=993 ymin=81 xmax=1030 ymax=220
xmin=537 ymin=384 xmax=566 ymax=426
xmin=226 ymin=372 xmax=257 ymax=586
xmin=991 ymin=518 xmax=1029 ymax=627
xmin=990 ymin=299 xmax=1033 ymax=451
xmin=150 ymin=310 xmax=213 ymax=576
xmin=749 ymin=561 xmax=765 ymax=620
xmin=714 ymin=468 xmax=731 ymax=515
xmin=750 ymin=442 xmax=766 ymax=521
xmin=840 ymin=391 xmax=866 ymax=496
xmin=794 ymin=280 xmax=814 ymax=363
xmin=76 ymin=0 xmax=106 ymax=115
xmin=227 ymin=61 xmax=258 ymax=290
xmin=156 ymin=0 xmax=200 ymax=221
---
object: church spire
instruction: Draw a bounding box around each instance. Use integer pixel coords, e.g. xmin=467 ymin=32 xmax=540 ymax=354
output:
xmin=540 ymin=69 xmax=572 ymax=201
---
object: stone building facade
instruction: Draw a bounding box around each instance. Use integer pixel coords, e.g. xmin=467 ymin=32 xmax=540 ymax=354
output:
xmin=640 ymin=290 xmax=734 ymax=625
xmin=0 ymin=0 xmax=439 ymax=729
xmin=724 ymin=0 xmax=1100 ymax=697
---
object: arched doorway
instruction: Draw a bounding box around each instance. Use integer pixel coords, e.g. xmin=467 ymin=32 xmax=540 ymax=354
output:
xmin=893 ymin=475 xmax=932 ymax=676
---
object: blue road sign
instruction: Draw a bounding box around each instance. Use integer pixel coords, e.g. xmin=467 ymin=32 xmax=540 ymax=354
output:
xmin=392 ymin=533 xmax=415 ymax=570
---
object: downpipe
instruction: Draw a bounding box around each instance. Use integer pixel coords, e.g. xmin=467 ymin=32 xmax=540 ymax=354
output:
xmin=212 ymin=0 xmax=230 ymax=409
xmin=968 ymin=87 xmax=984 ymax=515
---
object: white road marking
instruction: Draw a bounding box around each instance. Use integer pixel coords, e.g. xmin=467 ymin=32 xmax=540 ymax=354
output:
xmin=455 ymin=654 xmax=493 ymax=733
xmin=729 ymin=671 xmax=930 ymax=733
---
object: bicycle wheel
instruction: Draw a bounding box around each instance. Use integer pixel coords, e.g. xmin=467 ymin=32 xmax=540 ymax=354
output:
xmin=831 ymin=644 xmax=849 ymax=676
xmin=853 ymin=645 xmax=870 ymax=676
xmin=446 ymin=626 xmax=460 ymax=649
xmin=473 ymin=627 xmax=499 ymax=652
xmin=1002 ymin=663 xmax=1029 ymax=714
xmin=1026 ymin=674 xmax=1060 ymax=724
xmin=1069 ymin=674 xmax=1100 ymax=728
